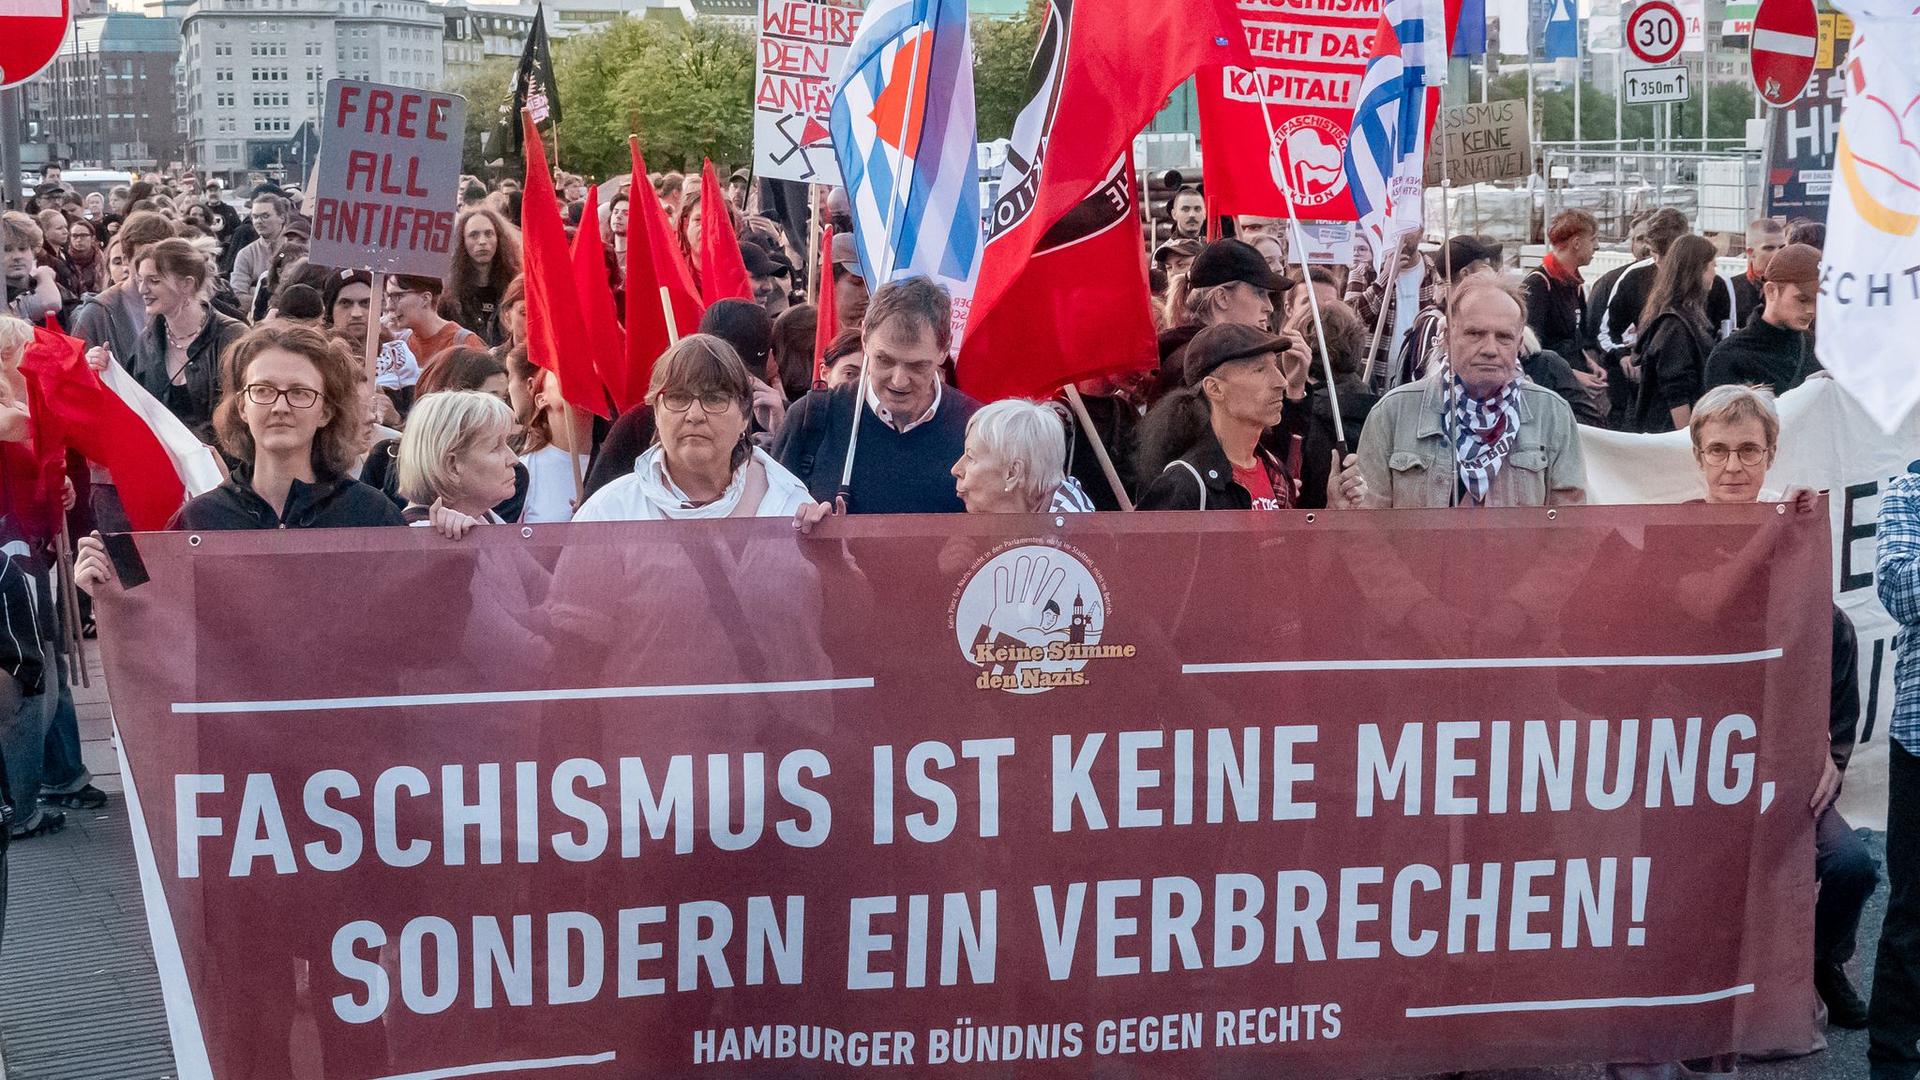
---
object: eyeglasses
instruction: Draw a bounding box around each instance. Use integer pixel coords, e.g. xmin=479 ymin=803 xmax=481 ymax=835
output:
xmin=656 ymin=390 xmax=736 ymax=414
xmin=1699 ymin=444 xmax=1769 ymax=467
xmin=244 ymin=383 xmax=321 ymax=409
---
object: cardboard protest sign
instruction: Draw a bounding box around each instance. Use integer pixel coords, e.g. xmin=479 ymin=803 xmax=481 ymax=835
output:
xmin=753 ymin=0 xmax=864 ymax=184
xmin=1292 ymin=220 xmax=1359 ymax=264
xmin=1425 ymin=100 xmax=1532 ymax=184
xmin=310 ymin=79 xmax=466 ymax=279
xmin=101 ymin=509 xmax=1824 ymax=1078
xmin=1197 ymin=0 xmax=1384 ymax=220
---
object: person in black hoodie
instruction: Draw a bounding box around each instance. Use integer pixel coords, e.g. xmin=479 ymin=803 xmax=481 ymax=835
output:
xmin=74 ymin=324 xmax=402 ymax=589
xmin=1294 ymin=299 xmax=1379 ymax=509
xmin=1630 ymin=234 xmax=1721 ymax=433
xmin=1704 ymin=242 xmax=1822 ymax=396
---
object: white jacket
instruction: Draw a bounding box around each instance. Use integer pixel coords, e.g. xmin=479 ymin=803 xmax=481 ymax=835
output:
xmin=574 ymin=446 xmax=814 ymax=521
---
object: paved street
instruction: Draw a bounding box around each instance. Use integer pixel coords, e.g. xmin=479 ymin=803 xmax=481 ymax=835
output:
xmin=0 ymin=657 xmax=1893 ymax=1078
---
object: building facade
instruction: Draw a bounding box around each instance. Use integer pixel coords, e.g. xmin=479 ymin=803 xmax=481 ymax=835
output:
xmin=38 ymin=12 xmax=184 ymax=170
xmin=177 ymin=0 xmax=444 ymax=179
xmin=435 ymin=0 xmax=536 ymax=75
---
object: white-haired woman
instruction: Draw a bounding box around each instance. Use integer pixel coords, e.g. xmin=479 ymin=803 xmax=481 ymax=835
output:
xmin=88 ymin=236 xmax=242 ymax=443
xmin=951 ymin=398 xmax=1095 ymax=514
xmin=397 ymin=389 xmax=521 ymax=539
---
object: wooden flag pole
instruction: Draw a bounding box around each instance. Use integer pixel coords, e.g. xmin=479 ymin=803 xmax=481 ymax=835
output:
xmin=806 ymin=184 xmax=822 ymax=306
xmin=54 ymin=521 xmax=87 ymax=688
xmin=660 ymin=286 xmax=679 ymax=345
xmin=1063 ymin=385 xmax=1134 ymax=512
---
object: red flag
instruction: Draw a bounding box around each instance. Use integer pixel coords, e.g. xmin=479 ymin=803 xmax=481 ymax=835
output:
xmin=19 ymin=327 xmax=189 ymax=531
xmin=959 ymin=155 xmax=1156 ymax=402
xmin=624 ymin=138 xmax=703 ymax=400
xmin=963 ymin=0 xmax=1247 ymax=392
xmin=812 ymin=224 xmax=837 ymax=386
xmin=697 ymin=160 xmax=752 ymax=306
xmin=569 ymin=187 xmax=633 ymax=411
xmin=520 ymin=111 xmax=610 ymax=419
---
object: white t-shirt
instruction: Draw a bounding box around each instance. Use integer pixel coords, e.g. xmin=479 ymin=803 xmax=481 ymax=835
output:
xmin=519 ymin=444 xmax=589 ymax=523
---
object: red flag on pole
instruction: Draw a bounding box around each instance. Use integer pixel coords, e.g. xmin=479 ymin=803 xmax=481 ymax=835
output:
xmin=19 ymin=326 xmax=207 ymax=531
xmin=569 ymin=187 xmax=633 ymax=411
xmin=624 ymin=138 xmax=703 ymax=400
xmin=959 ymin=154 xmax=1157 ymax=402
xmin=697 ymin=160 xmax=753 ymax=306
xmin=963 ymin=0 xmax=1247 ymax=393
xmin=520 ymin=110 xmax=610 ymax=418
xmin=812 ymin=224 xmax=837 ymax=386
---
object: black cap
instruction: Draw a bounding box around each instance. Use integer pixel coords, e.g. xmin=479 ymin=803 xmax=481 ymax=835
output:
xmin=729 ymin=167 xmax=751 ymax=184
xmin=1188 ymin=238 xmax=1288 ymax=293
xmin=1153 ymin=238 xmax=1204 ymax=266
xmin=1440 ymin=235 xmax=1502 ymax=279
xmin=1184 ymin=323 xmax=1289 ymax=386
xmin=739 ymin=240 xmax=781 ymax=277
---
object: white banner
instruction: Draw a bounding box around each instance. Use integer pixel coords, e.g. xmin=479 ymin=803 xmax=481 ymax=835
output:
xmin=752 ymin=0 xmax=864 ymax=185
xmin=1580 ymin=377 xmax=1920 ymax=829
xmin=1817 ymin=0 xmax=1920 ymax=433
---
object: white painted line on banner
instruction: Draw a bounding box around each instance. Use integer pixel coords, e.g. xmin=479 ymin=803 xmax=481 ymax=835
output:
xmin=1406 ymin=983 xmax=1755 ymax=1017
xmin=172 ymin=677 xmax=876 ymax=715
xmin=1183 ymin=649 xmax=1783 ymax=675
xmin=367 ymin=1053 xmax=618 ymax=1080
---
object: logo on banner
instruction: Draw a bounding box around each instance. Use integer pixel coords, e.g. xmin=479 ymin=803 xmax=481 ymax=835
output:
xmin=1271 ymin=114 xmax=1351 ymax=209
xmin=950 ymin=541 xmax=1132 ymax=693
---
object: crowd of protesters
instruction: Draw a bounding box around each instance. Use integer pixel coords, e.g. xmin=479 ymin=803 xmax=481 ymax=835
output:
xmin=0 ymin=158 xmax=1910 ymax=1078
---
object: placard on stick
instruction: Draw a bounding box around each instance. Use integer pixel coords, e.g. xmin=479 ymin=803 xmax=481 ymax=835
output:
xmin=311 ymin=79 xmax=466 ymax=279
xmin=1425 ymin=100 xmax=1532 ymax=185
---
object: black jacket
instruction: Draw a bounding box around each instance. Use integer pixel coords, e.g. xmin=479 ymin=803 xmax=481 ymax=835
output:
xmin=172 ymin=468 xmax=407 ymax=530
xmin=1731 ymin=271 xmax=1764 ymax=329
xmin=359 ymin=438 xmax=532 ymax=521
xmin=1523 ymin=348 xmax=1606 ymax=427
xmin=130 ymin=305 xmax=246 ymax=444
xmin=1522 ymin=265 xmax=1587 ymax=362
xmin=1298 ymin=380 xmax=1378 ymax=509
xmin=1065 ymin=390 xmax=1142 ymax=512
xmin=1832 ymin=606 xmax=1861 ymax=771
xmin=1703 ymin=314 xmax=1817 ymax=397
xmin=1137 ymin=432 xmax=1288 ymax=511
xmin=1632 ymin=310 xmax=1715 ymax=433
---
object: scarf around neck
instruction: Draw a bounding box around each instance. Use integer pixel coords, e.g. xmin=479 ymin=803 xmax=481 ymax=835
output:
xmin=1443 ymin=361 xmax=1522 ymax=505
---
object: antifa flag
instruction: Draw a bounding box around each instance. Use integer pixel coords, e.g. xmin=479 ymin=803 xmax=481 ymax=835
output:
xmin=959 ymin=154 xmax=1155 ymax=402
xmin=960 ymin=0 xmax=1248 ymax=397
xmin=494 ymin=2 xmax=561 ymax=161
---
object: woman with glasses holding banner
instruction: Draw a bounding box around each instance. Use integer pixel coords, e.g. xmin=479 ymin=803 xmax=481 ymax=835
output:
xmin=73 ymin=324 xmax=404 ymax=588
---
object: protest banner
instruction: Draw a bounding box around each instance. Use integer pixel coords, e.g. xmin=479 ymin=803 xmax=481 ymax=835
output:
xmin=753 ymin=0 xmax=864 ymax=184
xmin=99 ymin=509 xmax=1825 ymax=1078
xmin=1424 ymin=100 xmax=1531 ymax=185
xmin=1197 ymin=0 xmax=1384 ymax=220
xmin=309 ymin=79 xmax=467 ymax=280
xmin=1579 ymin=376 xmax=1920 ymax=830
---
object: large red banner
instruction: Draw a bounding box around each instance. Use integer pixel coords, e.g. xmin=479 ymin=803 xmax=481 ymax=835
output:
xmin=1197 ymin=0 xmax=1384 ymax=220
xmin=96 ymin=506 xmax=1827 ymax=1079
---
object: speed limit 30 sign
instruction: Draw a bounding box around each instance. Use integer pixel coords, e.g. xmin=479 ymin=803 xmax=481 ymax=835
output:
xmin=1628 ymin=0 xmax=1687 ymax=64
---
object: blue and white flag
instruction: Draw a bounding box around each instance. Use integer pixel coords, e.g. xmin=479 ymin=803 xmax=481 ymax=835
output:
xmin=1343 ymin=0 xmax=1454 ymax=270
xmin=829 ymin=0 xmax=980 ymax=314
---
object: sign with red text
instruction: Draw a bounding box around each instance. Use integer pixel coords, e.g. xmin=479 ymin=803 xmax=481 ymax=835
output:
xmin=310 ymin=79 xmax=466 ymax=279
xmin=753 ymin=0 xmax=864 ymax=184
xmin=98 ymin=508 xmax=1825 ymax=1079
xmin=0 ymin=0 xmax=68 ymax=89
xmin=1196 ymin=0 xmax=1383 ymax=221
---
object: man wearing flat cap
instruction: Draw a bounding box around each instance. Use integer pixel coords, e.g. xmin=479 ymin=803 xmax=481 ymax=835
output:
xmin=1703 ymin=242 xmax=1824 ymax=397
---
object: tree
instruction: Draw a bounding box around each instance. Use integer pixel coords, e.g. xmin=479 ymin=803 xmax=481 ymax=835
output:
xmin=973 ymin=0 xmax=1045 ymax=142
xmin=549 ymin=17 xmax=756 ymax=181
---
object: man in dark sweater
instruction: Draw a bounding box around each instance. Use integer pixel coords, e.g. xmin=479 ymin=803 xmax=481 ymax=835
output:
xmin=1730 ymin=217 xmax=1785 ymax=329
xmin=1704 ymin=242 xmax=1823 ymax=396
xmin=773 ymin=275 xmax=980 ymax=513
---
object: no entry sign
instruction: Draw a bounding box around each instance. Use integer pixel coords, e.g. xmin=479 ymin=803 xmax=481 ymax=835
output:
xmin=310 ymin=79 xmax=466 ymax=279
xmin=1749 ymin=0 xmax=1818 ymax=107
xmin=1628 ymin=0 xmax=1687 ymax=64
xmin=0 ymin=0 xmax=69 ymax=89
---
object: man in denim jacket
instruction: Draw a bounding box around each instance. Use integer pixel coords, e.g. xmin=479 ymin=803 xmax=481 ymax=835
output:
xmin=1355 ymin=274 xmax=1588 ymax=508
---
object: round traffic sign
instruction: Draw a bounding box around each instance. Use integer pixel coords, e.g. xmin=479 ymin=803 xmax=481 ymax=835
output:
xmin=1749 ymin=0 xmax=1819 ymax=107
xmin=1628 ymin=1 xmax=1686 ymax=64
xmin=0 ymin=0 xmax=67 ymax=90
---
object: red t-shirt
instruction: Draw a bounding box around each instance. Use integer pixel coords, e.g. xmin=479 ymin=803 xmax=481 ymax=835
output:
xmin=1232 ymin=458 xmax=1284 ymax=511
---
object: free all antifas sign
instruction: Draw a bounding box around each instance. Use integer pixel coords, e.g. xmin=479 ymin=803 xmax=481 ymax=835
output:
xmin=310 ymin=79 xmax=467 ymax=279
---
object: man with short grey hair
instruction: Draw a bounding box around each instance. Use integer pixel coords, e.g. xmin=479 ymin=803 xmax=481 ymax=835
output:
xmin=228 ymin=193 xmax=291 ymax=302
xmin=1356 ymin=274 xmax=1587 ymax=508
xmin=773 ymin=275 xmax=980 ymax=513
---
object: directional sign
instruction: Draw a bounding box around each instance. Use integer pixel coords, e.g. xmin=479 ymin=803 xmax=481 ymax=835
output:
xmin=0 ymin=0 xmax=68 ymax=89
xmin=1627 ymin=0 xmax=1687 ymax=63
xmin=1544 ymin=0 xmax=1580 ymax=58
xmin=1624 ymin=62 xmax=1692 ymax=103
xmin=1749 ymin=0 xmax=1818 ymax=106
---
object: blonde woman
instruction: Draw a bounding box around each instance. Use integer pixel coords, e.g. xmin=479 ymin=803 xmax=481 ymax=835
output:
xmin=397 ymin=390 xmax=520 ymax=539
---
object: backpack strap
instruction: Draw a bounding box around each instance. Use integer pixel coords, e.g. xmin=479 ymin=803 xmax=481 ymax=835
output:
xmin=1163 ymin=459 xmax=1206 ymax=511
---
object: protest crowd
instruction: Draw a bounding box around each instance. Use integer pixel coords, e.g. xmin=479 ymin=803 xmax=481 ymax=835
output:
xmin=0 ymin=9 xmax=1914 ymax=1074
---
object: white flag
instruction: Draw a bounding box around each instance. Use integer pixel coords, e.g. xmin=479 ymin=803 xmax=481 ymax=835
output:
xmin=1816 ymin=0 xmax=1920 ymax=432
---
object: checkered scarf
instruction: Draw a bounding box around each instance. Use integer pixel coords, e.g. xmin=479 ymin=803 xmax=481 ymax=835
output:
xmin=1444 ymin=362 xmax=1522 ymax=505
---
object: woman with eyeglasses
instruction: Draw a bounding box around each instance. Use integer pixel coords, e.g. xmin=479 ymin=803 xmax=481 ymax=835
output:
xmin=73 ymin=324 xmax=404 ymax=586
xmin=575 ymin=334 xmax=828 ymax=523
